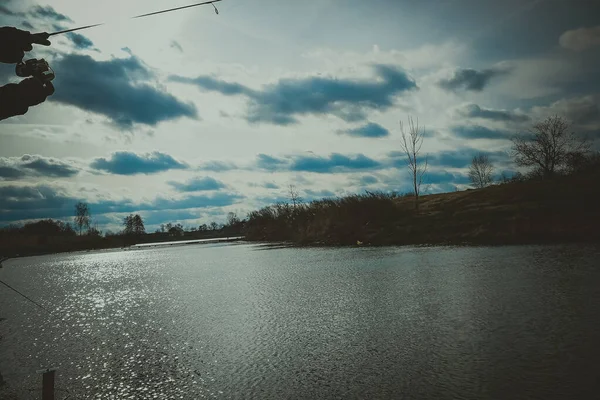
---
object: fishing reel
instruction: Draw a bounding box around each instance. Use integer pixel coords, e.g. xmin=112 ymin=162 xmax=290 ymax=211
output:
xmin=15 ymin=58 xmax=55 ymax=93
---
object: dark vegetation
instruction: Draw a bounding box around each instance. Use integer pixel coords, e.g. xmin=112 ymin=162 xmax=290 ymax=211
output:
xmin=0 ymin=211 xmax=245 ymax=259
xmin=243 ymin=161 xmax=600 ymax=245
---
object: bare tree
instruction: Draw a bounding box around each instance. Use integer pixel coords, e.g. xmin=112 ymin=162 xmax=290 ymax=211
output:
xmin=74 ymin=201 xmax=91 ymax=235
xmin=469 ymin=153 xmax=494 ymax=188
xmin=511 ymin=115 xmax=590 ymax=178
xmin=288 ymin=184 xmax=303 ymax=208
xmin=399 ymin=116 xmax=428 ymax=210
xmin=226 ymin=212 xmax=240 ymax=226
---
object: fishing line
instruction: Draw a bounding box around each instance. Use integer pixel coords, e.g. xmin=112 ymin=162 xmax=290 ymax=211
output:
xmin=0 ymin=278 xmax=50 ymax=313
xmin=47 ymin=0 xmax=223 ymax=36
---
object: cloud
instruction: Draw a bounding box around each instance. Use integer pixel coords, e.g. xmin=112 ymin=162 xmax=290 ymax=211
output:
xmin=151 ymin=192 xmax=243 ymax=211
xmin=424 ymin=170 xmax=470 ymax=185
xmin=407 ymin=148 xmax=510 ymax=169
xmin=170 ymin=40 xmax=183 ymax=52
xmin=290 ymin=153 xmax=381 ymax=173
xmin=248 ymin=182 xmax=279 ymax=189
xmin=559 ymin=26 xmax=600 ymax=51
xmin=197 ymin=161 xmax=239 ymax=172
xmin=170 ymin=75 xmax=252 ymax=96
xmin=0 ymin=155 xmax=79 ymax=180
xmin=254 ymin=152 xmax=382 ymax=173
xmin=0 ymin=5 xmax=21 ymax=16
xmin=256 ymin=154 xmax=288 ymax=171
xmin=358 ymin=175 xmax=379 ymax=185
xmin=304 ymin=189 xmax=336 ymax=200
xmin=338 ymin=122 xmax=390 ymax=138
xmin=438 ymin=67 xmax=509 ymax=92
xmin=171 ymin=64 xmax=417 ymax=125
xmin=30 ymin=5 xmax=72 ymax=22
xmin=531 ymin=95 xmax=600 ymax=130
xmin=50 ymin=53 xmax=197 ymax=127
xmin=0 ymin=184 xmax=243 ymax=224
xmin=450 ymin=125 xmax=513 ymax=140
xmin=168 ymin=177 xmax=227 ymax=192
xmin=66 ymin=32 xmax=95 ymax=49
xmin=455 ymin=103 xmax=530 ymax=122
xmin=90 ymin=151 xmax=188 ymax=175
xmin=0 ymin=184 xmax=77 ymax=222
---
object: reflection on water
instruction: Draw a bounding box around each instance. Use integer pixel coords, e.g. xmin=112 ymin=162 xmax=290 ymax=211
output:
xmin=1 ymin=243 xmax=599 ymax=399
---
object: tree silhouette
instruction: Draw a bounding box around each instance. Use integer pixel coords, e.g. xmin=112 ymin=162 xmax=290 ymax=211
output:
xmin=469 ymin=153 xmax=494 ymax=188
xmin=74 ymin=202 xmax=91 ymax=235
xmin=398 ymin=116 xmax=428 ymax=210
xmin=511 ymin=115 xmax=590 ymax=178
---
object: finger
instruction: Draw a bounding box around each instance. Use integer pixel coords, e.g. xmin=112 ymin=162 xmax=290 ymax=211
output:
xmin=24 ymin=43 xmax=33 ymax=51
xmin=30 ymin=32 xmax=51 ymax=46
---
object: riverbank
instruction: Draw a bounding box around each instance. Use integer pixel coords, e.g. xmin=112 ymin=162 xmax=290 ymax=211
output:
xmin=0 ymin=230 xmax=244 ymax=260
xmin=243 ymin=170 xmax=600 ymax=246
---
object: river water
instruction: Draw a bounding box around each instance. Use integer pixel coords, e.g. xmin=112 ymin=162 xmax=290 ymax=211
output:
xmin=1 ymin=243 xmax=599 ymax=399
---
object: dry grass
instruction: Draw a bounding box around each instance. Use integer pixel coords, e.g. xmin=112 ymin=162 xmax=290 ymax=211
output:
xmin=244 ymin=171 xmax=600 ymax=246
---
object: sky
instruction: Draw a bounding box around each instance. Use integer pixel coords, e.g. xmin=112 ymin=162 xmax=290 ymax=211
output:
xmin=1 ymin=0 xmax=599 ymax=233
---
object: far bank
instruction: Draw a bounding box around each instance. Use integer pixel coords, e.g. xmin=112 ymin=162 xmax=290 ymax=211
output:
xmin=242 ymin=171 xmax=600 ymax=247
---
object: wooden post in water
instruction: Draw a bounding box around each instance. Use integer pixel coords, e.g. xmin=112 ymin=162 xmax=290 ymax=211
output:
xmin=37 ymin=368 xmax=57 ymax=400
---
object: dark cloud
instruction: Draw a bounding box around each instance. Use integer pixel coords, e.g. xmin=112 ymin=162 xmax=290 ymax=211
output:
xmin=456 ymin=103 xmax=530 ymax=122
xmin=391 ymin=148 xmax=511 ymax=169
xmin=90 ymin=151 xmax=188 ymax=175
xmin=0 ymin=4 xmax=22 ymax=16
xmin=151 ymin=192 xmax=243 ymax=212
xmin=0 ymin=185 xmax=76 ymax=222
xmin=21 ymin=21 xmax=34 ymax=29
xmin=248 ymin=182 xmax=279 ymax=189
xmin=66 ymin=32 xmax=95 ymax=50
xmin=533 ymin=95 xmax=600 ymax=130
xmin=450 ymin=125 xmax=513 ymax=140
xmin=50 ymin=53 xmax=197 ymax=127
xmin=0 ymin=155 xmax=79 ymax=180
xmin=0 ymin=184 xmax=243 ymax=224
xmin=197 ymin=161 xmax=239 ymax=172
xmin=168 ymin=177 xmax=226 ymax=192
xmin=254 ymin=152 xmax=381 ymax=173
xmin=170 ymin=75 xmax=252 ymax=96
xmin=338 ymin=122 xmax=390 ymax=138
xmin=424 ymin=170 xmax=470 ymax=185
xmin=358 ymin=175 xmax=379 ymax=185
xmin=290 ymin=153 xmax=381 ymax=173
xmin=438 ymin=67 xmax=509 ymax=92
xmin=263 ymin=182 xmax=279 ymax=189
xmin=256 ymin=154 xmax=288 ymax=171
xmin=30 ymin=5 xmax=72 ymax=22
xmin=170 ymin=64 xmax=417 ymax=125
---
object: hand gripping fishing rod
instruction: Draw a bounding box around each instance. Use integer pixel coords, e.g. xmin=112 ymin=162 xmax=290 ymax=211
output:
xmin=18 ymin=0 xmax=223 ymax=88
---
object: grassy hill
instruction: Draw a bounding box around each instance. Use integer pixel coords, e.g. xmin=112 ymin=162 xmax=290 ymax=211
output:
xmin=243 ymin=170 xmax=600 ymax=246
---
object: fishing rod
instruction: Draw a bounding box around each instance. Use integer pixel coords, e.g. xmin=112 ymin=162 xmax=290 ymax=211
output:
xmin=18 ymin=0 xmax=223 ymax=98
xmin=48 ymin=0 xmax=222 ymax=36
